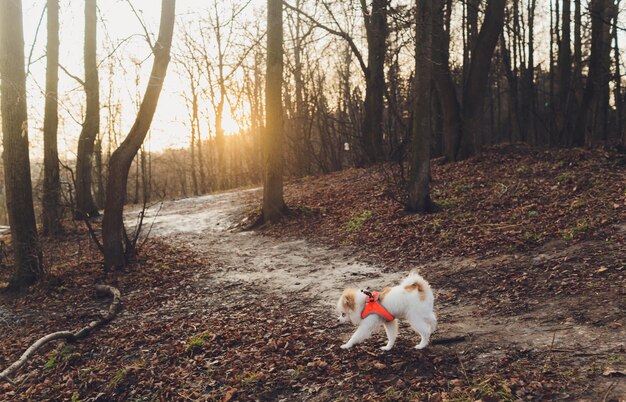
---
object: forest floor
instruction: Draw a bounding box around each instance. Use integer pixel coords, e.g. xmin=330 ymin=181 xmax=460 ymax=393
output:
xmin=0 ymin=146 xmax=624 ymax=401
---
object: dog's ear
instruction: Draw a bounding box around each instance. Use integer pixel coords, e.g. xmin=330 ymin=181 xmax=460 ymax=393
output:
xmin=343 ymin=292 xmax=355 ymax=311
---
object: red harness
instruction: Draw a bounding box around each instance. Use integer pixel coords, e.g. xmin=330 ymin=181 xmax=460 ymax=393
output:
xmin=360 ymin=291 xmax=395 ymax=321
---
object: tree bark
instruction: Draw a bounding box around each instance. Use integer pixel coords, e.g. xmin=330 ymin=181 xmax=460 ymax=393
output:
xmin=263 ymin=0 xmax=287 ymax=223
xmin=558 ymin=0 xmax=572 ymax=144
xmin=0 ymin=0 xmax=44 ymax=289
xmin=524 ymin=0 xmax=537 ymax=145
xmin=102 ymin=0 xmax=176 ymax=271
xmin=361 ymin=0 xmax=387 ymax=164
xmin=407 ymin=0 xmax=433 ymax=213
xmin=458 ymin=0 xmax=505 ymax=160
xmin=42 ymin=0 xmax=62 ymax=235
xmin=573 ymin=0 xmax=616 ymax=146
xmin=432 ymin=0 xmax=461 ymax=162
xmin=614 ymin=2 xmax=623 ymax=145
xmin=75 ymin=0 xmax=100 ymax=219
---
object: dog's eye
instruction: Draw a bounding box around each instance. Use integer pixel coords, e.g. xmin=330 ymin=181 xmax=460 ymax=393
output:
xmin=341 ymin=313 xmax=346 ymax=317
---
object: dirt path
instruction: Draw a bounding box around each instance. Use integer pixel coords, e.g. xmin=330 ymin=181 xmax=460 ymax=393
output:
xmin=130 ymin=188 xmax=625 ymax=400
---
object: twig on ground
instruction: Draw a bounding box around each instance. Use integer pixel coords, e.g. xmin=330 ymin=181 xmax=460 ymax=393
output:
xmin=456 ymin=352 xmax=472 ymax=386
xmin=432 ymin=335 xmax=467 ymax=345
xmin=0 ymin=285 xmax=122 ymax=383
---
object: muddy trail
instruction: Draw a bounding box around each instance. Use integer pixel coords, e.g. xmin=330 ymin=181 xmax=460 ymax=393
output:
xmin=122 ymin=187 xmax=624 ymax=400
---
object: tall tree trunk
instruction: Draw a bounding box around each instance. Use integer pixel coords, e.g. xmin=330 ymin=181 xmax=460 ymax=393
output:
xmin=213 ymin=7 xmax=227 ymax=190
xmin=0 ymin=0 xmax=44 ymax=288
xmin=189 ymin=88 xmax=199 ymax=195
xmin=407 ymin=0 xmax=433 ymax=213
xmin=573 ymin=0 xmax=616 ymax=146
xmin=457 ymin=0 xmax=506 ymax=160
xmin=263 ymin=0 xmax=286 ymax=223
xmin=549 ymin=0 xmax=556 ymax=144
xmin=525 ymin=0 xmax=537 ymax=145
xmin=215 ymin=94 xmax=226 ymax=189
xmin=75 ymin=0 xmax=100 ymax=218
xmin=614 ymin=3 xmax=623 ymax=144
xmin=432 ymin=0 xmax=462 ymax=162
xmin=95 ymin=135 xmax=105 ymax=208
xmin=42 ymin=0 xmax=62 ymax=235
xmin=573 ymin=0 xmax=582 ymax=91
xmin=558 ymin=0 xmax=572 ymax=144
xmin=361 ymin=0 xmax=387 ymax=164
xmin=195 ymin=106 xmax=206 ymax=193
xmin=102 ymin=0 xmax=176 ymax=271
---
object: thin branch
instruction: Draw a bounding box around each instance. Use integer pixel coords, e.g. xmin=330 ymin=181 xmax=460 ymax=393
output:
xmin=83 ymin=218 xmax=105 ymax=255
xmin=125 ymin=0 xmax=154 ymax=50
xmin=58 ymin=63 xmax=85 ymax=86
xmin=26 ymin=3 xmax=47 ymax=77
xmin=283 ymin=1 xmax=368 ymax=76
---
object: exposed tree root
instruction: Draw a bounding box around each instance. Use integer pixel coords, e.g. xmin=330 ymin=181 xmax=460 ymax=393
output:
xmin=0 ymin=285 xmax=121 ymax=382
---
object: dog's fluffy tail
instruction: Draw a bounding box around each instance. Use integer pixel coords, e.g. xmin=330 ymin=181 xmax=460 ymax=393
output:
xmin=401 ymin=271 xmax=434 ymax=305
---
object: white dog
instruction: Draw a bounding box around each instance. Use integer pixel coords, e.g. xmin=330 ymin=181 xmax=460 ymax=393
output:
xmin=336 ymin=271 xmax=437 ymax=351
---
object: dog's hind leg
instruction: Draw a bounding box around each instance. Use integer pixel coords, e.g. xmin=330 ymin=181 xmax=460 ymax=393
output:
xmin=408 ymin=316 xmax=432 ymax=350
xmin=425 ymin=312 xmax=437 ymax=333
xmin=341 ymin=316 xmax=379 ymax=349
xmin=381 ymin=320 xmax=399 ymax=351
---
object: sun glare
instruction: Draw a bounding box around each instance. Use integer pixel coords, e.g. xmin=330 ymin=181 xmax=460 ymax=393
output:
xmin=221 ymin=108 xmax=242 ymax=136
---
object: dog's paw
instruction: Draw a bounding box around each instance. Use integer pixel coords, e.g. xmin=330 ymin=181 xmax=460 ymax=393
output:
xmin=380 ymin=345 xmax=392 ymax=351
xmin=340 ymin=343 xmax=352 ymax=350
xmin=414 ymin=344 xmax=427 ymax=350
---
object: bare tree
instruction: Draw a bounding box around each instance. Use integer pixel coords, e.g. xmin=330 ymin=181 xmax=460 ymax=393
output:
xmin=283 ymin=0 xmax=388 ymax=165
xmin=432 ymin=0 xmax=505 ymax=161
xmin=42 ymin=0 xmax=62 ymax=235
xmin=557 ymin=0 xmax=572 ymax=143
xmin=75 ymin=0 xmax=100 ymax=218
xmin=407 ymin=0 xmax=433 ymax=213
xmin=263 ymin=0 xmax=287 ymax=223
xmin=0 ymin=0 xmax=44 ymax=288
xmin=102 ymin=0 xmax=176 ymax=271
xmin=573 ymin=0 xmax=617 ymax=146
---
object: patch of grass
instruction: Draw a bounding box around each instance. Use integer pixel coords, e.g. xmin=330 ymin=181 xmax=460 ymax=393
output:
xmin=290 ymin=365 xmax=305 ymax=380
xmin=185 ymin=331 xmax=213 ymax=354
xmin=239 ymin=371 xmax=263 ymax=387
xmin=523 ymin=230 xmax=544 ymax=242
xmin=71 ymin=393 xmax=80 ymax=402
xmin=446 ymin=378 xmax=516 ymax=402
xmin=562 ymin=219 xmax=591 ymax=240
xmin=516 ymin=164 xmax=532 ymax=175
xmin=111 ymin=368 xmax=126 ymax=386
xmin=557 ymin=172 xmax=574 ymax=183
xmin=296 ymin=205 xmax=321 ymax=217
xmin=344 ymin=210 xmax=374 ymax=232
xmin=527 ymin=210 xmax=538 ymax=217
xmin=437 ymin=198 xmax=458 ymax=209
xmin=382 ymin=388 xmax=403 ymax=402
xmin=456 ymin=183 xmax=473 ymax=193
xmin=43 ymin=356 xmax=57 ymax=370
xmin=157 ymin=263 xmax=171 ymax=271
xmin=44 ymin=345 xmax=79 ymax=370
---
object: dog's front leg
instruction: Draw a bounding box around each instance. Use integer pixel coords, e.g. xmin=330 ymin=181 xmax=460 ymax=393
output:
xmin=341 ymin=317 xmax=378 ymax=349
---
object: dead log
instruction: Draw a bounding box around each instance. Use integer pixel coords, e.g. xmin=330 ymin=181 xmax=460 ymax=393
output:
xmin=0 ymin=284 xmax=121 ymax=382
xmin=431 ymin=335 xmax=467 ymax=345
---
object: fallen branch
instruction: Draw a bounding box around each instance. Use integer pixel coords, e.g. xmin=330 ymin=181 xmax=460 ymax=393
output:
xmin=431 ymin=335 xmax=467 ymax=345
xmin=0 ymin=285 xmax=122 ymax=382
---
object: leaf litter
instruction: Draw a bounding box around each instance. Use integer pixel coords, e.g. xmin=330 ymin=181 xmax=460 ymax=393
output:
xmin=0 ymin=145 xmax=624 ymax=401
